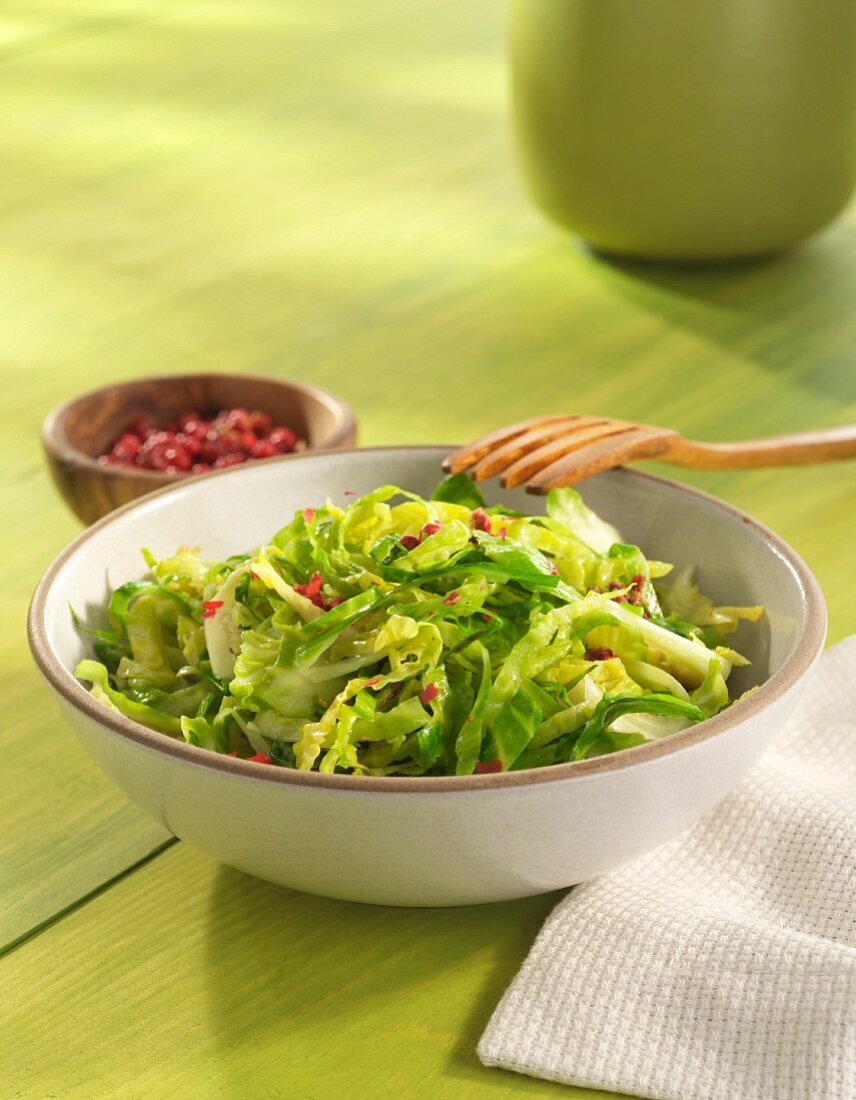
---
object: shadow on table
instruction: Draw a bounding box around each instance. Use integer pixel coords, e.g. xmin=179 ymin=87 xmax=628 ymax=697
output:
xmin=584 ymin=221 xmax=856 ymax=406
xmin=202 ymin=863 xmax=561 ymax=1096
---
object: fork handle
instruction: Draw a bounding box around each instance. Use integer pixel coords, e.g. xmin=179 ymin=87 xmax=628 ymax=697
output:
xmin=668 ymin=425 xmax=856 ymax=469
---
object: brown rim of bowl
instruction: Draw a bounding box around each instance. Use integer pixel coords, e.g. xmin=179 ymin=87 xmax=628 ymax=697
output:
xmin=28 ymin=446 xmax=827 ymax=793
xmin=42 ymin=372 xmax=358 ymax=480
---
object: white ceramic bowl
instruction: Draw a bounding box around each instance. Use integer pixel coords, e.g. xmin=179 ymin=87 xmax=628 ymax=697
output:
xmin=28 ymin=447 xmax=826 ymax=906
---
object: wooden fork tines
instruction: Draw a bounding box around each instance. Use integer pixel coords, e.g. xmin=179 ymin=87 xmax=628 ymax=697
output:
xmin=443 ymin=416 xmax=856 ymax=492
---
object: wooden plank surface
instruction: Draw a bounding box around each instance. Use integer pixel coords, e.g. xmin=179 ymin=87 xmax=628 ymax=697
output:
xmin=1 ymin=0 xmax=854 ymax=1096
xmin=1 ymin=842 xmax=597 ymax=1099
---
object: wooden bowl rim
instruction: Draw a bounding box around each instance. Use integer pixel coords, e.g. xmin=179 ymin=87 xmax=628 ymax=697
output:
xmin=42 ymin=371 xmax=358 ymax=482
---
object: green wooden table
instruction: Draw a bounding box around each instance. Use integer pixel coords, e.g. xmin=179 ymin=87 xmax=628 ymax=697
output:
xmin=2 ymin=2 xmax=855 ymax=1096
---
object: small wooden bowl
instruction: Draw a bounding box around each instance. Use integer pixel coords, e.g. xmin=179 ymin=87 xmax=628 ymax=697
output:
xmin=43 ymin=373 xmax=358 ymax=525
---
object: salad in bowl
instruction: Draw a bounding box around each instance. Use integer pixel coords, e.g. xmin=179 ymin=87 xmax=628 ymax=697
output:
xmin=74 ymin=475 xmax=762 ymax=777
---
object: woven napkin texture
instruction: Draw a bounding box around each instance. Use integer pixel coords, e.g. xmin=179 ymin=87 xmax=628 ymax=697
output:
xmin=479 ymin=637 xmax=856 ymax=1100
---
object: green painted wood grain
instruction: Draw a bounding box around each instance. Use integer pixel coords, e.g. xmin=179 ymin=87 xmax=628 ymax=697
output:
xmin=0 ymin=433 xmax=173 ymax=952
xmin=0 ymin=0 xmax=854 ymax=1096
xmin=2 ymin=843 xmax=623 ymax=1099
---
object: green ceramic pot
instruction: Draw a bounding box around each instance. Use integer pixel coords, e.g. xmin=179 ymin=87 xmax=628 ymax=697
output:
xmin=510 ymin=0 xmax=856 ymax=261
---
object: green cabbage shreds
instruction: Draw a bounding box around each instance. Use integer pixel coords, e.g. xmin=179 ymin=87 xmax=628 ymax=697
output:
xmin=72 ymin=479 xmax=762 ymax=775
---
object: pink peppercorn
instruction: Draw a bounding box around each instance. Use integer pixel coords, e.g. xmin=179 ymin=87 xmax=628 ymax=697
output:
xmin=98 ymin=408 xmax=303 ymax=473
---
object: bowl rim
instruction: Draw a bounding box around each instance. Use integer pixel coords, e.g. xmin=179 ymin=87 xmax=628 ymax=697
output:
xmin=28 ymin=445 xmax=827 ymax=793
xmin=41 ymin=371 xmax=358 ymax=481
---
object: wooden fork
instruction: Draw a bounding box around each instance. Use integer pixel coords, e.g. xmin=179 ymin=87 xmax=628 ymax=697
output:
xmin=443 ymin=415 xmax=856 ymax=493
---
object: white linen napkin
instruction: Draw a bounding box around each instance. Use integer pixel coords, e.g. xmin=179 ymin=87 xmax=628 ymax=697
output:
xmin=479 ymin=637 xmax=856 ymax=1100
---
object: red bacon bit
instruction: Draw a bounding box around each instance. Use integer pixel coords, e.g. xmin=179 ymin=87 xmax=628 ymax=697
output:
xmin=294 ymin=572 xmax=323 ymax=598
xmin=443 ymin=590 xmax=460 ymax=606
xmin=585 ymin=648 xmax=615 ymax=661
xmin=472 ymin=508 xmax=491 ymax=533
xmin=547 ymin=561 xmax=559 ymax=576
xmin=247 ymin=752 xmax=272 ymax=765
xmin=419 ymin=682 xmax=439 ymax=706
xmin=344 ymin=489 xmax=357 ymax=496
xmin=400 ymin=521 xmax=443 ymax=553
xmin=294 ymin=572 xmax=340 ymax=611
xmin=202 ymin=600 xmax=224 ymax=619
xmin=498 ymin=526 xmax=507 ymax=540
xmin=475 ymin=759 xmax=503 ymax=774
xmin=227 ymin=751 xmax=238 ymax=757
xmin=302 ymin=507 xmax=315 ymax=524
xmin=628 ymin=574 xmax=646 ymax=605
xmin=364 ymin=676 xmax=382 ymax=688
